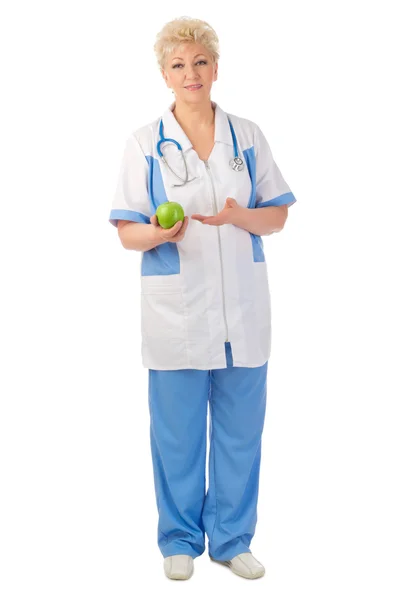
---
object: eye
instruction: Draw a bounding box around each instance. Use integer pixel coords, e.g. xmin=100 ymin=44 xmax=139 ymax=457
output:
xmin=172 ymin=60 xmax=207 ymax=69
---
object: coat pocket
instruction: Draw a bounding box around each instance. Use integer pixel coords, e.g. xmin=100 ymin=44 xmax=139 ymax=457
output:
xmin=140 ymin=274 xmax=186 ymax=340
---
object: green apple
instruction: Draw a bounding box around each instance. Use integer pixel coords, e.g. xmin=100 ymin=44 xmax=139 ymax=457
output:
xmin=155 ymin=201 xmax=185 ymax=229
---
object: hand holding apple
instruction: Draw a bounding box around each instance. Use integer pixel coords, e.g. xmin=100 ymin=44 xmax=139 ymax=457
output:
xmin=151 ymin=201 xmax=189 ymax=243
xmin=156 ymin=201 xmax=185 ymax=228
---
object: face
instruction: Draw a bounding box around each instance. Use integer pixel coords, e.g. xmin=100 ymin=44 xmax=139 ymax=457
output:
xmin=161 ymin=42 xmax=218 ymax=103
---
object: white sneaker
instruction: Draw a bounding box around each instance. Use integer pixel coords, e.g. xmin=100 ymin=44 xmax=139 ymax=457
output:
xmin=210 ymin=552 xmax=265 ymax=579
xmin=164 ymin=554 xmax=194 ymax=580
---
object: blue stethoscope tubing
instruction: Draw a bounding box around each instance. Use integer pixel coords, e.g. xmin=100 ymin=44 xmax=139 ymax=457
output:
xmin=157 ymin=115 xmax=244 ymax=186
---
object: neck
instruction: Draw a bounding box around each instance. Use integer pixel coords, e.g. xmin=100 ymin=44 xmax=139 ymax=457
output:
xmin=172 ymin=99 xmax=215 ymax=129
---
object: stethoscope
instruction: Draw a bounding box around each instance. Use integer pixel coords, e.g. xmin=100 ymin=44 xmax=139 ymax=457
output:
xmin=157 ymin=116 xmax=244 ymax=186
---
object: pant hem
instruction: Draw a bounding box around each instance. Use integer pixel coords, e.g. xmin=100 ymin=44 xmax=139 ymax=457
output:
xmin=208 ymin=544 xmax=251 ymax=562
xmin=161 ymin=544 xmax=205 ymax=559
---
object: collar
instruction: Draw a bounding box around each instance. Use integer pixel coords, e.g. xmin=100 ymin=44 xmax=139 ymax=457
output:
xmin=160 ymin=100 xmax=234 ymax=152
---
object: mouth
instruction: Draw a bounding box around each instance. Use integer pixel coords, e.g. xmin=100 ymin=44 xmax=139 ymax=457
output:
xmin=185 ymin=84 xmax=203 ymax=90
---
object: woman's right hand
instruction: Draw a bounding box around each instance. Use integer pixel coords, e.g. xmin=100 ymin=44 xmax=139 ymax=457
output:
xmin=150 ymin=214 xmax=189 ymax=243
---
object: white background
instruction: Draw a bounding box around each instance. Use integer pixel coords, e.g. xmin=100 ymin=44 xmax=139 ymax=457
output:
xmin=1 ymin=0 xmax=403 ymax=598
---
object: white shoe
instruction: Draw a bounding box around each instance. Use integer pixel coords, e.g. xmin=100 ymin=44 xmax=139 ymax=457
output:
xmin=210 ymin=552 xmax=265 ymax=579
xmin=164 ymin=554 xmax=194 ymax=580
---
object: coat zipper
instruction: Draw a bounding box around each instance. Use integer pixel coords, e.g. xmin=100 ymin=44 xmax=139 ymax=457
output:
xmin=204 ymin=160 xmax=229 ymax=343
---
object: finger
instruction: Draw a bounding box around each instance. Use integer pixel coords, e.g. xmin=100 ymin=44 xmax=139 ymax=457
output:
xmin=176 ymin=218 xmax=187 ymax=236
xmin=182 ymin=217 xmax=189 ymax=232
xmin=200 ymin=216 xmax=219 ymax=225
xmin=174 ymin=217 xmax=189 ymax=239
xmin=167 ymin=220 xmax=183 ymax=237
xmin=177 ymin=217 xmax=188 ymax=231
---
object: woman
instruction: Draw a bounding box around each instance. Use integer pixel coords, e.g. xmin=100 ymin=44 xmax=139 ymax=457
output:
xmin=109 ymin=17 xmax=296 ymax=580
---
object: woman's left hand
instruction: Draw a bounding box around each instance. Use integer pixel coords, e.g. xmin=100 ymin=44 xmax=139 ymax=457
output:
xmin=191 ymin=197 xmax=240 ymax=226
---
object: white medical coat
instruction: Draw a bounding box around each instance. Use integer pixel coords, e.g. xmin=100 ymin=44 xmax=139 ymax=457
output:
xmin=109 ymin=101 xmax=296 ymax=370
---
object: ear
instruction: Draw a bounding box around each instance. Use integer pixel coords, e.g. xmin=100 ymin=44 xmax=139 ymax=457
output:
xmin=213 ymin=62 xmax=218 ymax=82
xmin=161 ymin=68 xmax=169 ymax=87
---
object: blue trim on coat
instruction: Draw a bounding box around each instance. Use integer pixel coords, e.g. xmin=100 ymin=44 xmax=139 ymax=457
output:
xmin=142 ymin=156 xmax=180 ymax=276
xmin=242 ymin=146 xmax=257 ymax=210
xmin=109 ymin=209 xmax=150 ymax=227
xmin=243 ymin=145 xmax=265 ymax=263
xmin=256 ymin=191 xmax=297 ymax=208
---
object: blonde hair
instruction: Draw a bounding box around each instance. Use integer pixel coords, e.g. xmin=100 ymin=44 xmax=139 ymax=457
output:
xmin=154 ymin=16 xmax=220 ymax=71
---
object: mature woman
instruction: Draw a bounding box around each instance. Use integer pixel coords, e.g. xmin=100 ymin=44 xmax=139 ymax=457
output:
xmin=109 ymin=16 xmax=296 ymax=580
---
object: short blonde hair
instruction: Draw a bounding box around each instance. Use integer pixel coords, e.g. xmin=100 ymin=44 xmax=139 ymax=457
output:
xmin=154 ymin=16 xmax=220 ymax=71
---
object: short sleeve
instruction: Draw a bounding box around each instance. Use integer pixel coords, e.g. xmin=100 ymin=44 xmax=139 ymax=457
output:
xmin=109 ymin=134 xmax=152 ymax=227
xmin=254 ymin=124 xmax=297 ymax=209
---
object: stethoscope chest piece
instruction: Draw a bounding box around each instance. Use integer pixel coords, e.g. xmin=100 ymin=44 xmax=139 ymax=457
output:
xmin=230 ymin=156 xmax=244 ymax=172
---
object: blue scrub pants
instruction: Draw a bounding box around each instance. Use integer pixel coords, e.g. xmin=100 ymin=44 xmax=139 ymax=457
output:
xmin=147 ymin=342 xmax=268 ymax=561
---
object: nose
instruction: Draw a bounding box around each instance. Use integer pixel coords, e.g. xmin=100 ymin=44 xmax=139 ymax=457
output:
xmin=184 ymin=64 xmax=199 ymax=80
